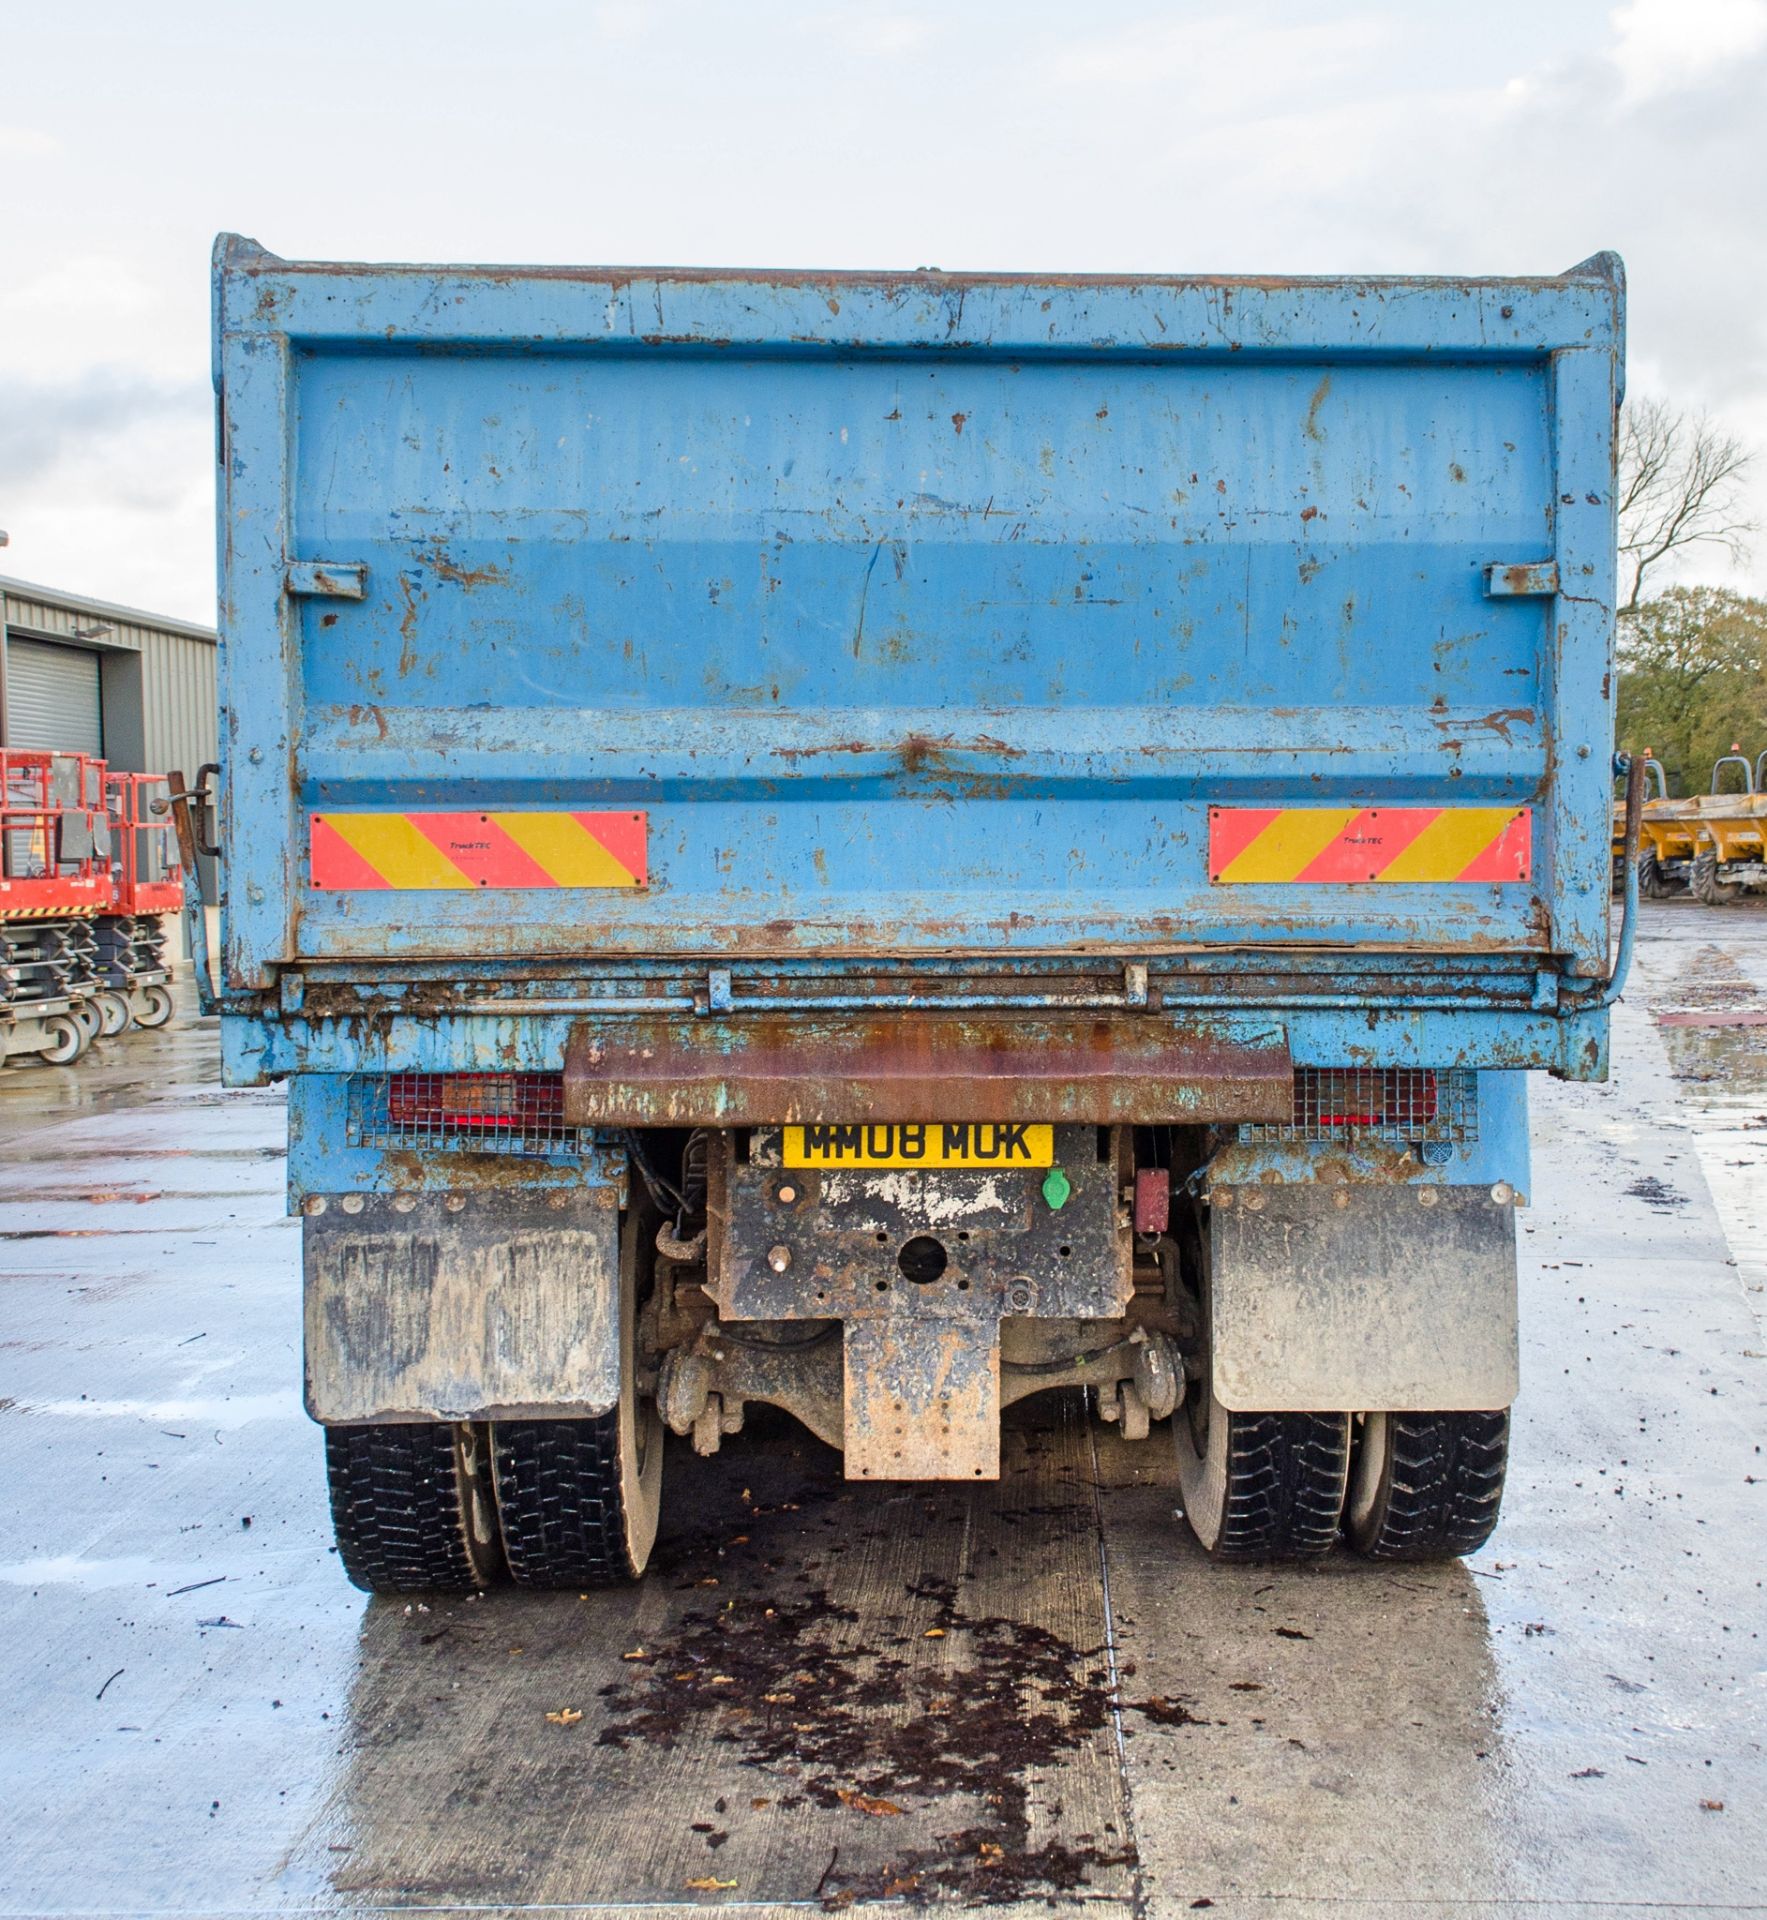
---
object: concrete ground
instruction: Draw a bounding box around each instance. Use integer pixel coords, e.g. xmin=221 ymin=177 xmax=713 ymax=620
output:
xmin=1 ymin=902 xmax=1762 ymax=1919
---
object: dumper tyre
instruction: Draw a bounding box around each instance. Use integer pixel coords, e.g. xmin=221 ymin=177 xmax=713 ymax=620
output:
xmin=94 ymin=990 xmax=131 ymax=1037
xmin=1637 ymin=847 xmax=1665 ymax=900
xmin=36 ymin=1014 xmax=84 ymax=1067
xmin=1175 ymin=1394 xmax=1351 ymax=1561
xmin=1343 ymin=1410 xmax=1508 ymax=1561
xmin=134 ymin=983 xmax=175 ymax=1028
xmin=1692 ymin=847 xmax=1739 ymax=907
xmin=325 ymin=1420 xmax=505 ymax=1593
xmin=491 ymin=1203 xmax=663 ymax=1586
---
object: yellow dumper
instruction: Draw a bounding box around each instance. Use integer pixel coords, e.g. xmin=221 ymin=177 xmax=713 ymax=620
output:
xmin=1625 ymin=755 xmax=1758 ymax=901
xmin=1690 ymin=753 xmax=1767 ymax=905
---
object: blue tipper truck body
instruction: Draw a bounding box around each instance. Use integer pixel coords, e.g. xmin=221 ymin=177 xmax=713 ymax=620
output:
xmin=209 ymin=237 xmax=1626 ymax=1588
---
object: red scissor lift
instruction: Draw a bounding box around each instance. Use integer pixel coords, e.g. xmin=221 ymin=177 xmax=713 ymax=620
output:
xmin=1 ymin=749 xmax=109 ymax=1064
xmin=1 ymin=750 xmax=183 ymax=1066
xmin=96 ymin=772 xmax=180 ymax=1034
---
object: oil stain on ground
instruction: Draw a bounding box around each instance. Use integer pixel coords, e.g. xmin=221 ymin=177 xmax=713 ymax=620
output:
xmin=297 ymin=1397 xmax=1146 ymax=1911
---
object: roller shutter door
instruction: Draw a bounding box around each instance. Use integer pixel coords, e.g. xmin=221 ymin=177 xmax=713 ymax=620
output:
xmin=5 ymin=638 xmax=103 ymax=754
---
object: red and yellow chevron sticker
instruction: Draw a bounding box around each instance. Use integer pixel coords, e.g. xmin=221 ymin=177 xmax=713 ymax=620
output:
xmin=309 ymin=812 xmax=647 ymax=890
xmin=1210 ymin=806 xmax=1531 ymax=884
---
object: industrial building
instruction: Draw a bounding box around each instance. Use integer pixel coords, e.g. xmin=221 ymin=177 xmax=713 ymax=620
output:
xmin=0 ymin=574 xmax=217 ymax=781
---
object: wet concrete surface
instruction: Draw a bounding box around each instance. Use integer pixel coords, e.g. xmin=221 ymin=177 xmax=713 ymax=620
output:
xmin=1 ymin=909 xmax=1763 ymax=1918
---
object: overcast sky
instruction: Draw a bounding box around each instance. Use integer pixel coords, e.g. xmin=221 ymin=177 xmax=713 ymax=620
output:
xmin=2 ymin=0 xmax=1764 ymax=624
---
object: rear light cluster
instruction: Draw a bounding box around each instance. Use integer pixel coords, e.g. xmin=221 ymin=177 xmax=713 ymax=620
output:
xmin=352 ymin=1071 xmax=580 ymax=1154
xmin=1241 ymin=1067 xmax=1474 ymax=1145
xmin=387 ymin=1072 xmax=564 ymax=1133
xmin=1303 ymin=1067 xmax=1437 ymax=1132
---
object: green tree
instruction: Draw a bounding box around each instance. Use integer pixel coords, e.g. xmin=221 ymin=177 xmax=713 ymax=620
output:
xmin=1616 ymin=586 xmax=1767 ymax=794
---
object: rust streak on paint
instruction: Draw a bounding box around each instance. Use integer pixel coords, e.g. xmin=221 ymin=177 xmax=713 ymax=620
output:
xmin=420 ymin=546 xmax=509 ymax=590
xmin=562 ymin=1012 xmax=1293 ymax=1128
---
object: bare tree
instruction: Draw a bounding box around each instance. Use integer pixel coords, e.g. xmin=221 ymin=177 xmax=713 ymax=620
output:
xmin=1617 ymin=397 xmax=1756 ymax=615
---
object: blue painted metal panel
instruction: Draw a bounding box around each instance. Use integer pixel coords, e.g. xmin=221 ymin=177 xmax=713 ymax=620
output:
xmin=212 ymin=238 xmax=1621 ymax=1084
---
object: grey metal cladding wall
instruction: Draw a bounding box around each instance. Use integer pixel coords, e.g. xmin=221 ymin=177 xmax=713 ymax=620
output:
xmin=1 ymin=579 xmax=217 ymax=778
xmin=138 ymin=627 xmax=218 ymax=780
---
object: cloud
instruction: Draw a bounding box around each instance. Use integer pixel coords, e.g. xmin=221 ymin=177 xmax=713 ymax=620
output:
xmin=831 ymin=12 xmax=938 ymax=57
xmin=0 ymin=126 xmax=61 ymax=156
xmin=0 ymin=369 xmax=208 ymax=492
xmin=0 ymin=399 xmax=215 ymax=622
xmin=1610 ymin=0 xmax=1767 ymax=101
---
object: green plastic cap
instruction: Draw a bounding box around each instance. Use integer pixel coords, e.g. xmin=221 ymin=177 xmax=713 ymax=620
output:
xmin=1042 ymin=1166 xmax=1072 ymax=1211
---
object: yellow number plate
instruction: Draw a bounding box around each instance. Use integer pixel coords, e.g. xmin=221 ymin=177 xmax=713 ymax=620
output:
xmin=782 ymin=1123 xmax=1055 ymax=1170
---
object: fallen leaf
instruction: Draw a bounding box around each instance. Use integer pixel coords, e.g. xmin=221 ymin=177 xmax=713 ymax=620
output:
xmin=762 ymin=1692 xmax=795 ymax=1704
xmin=729 ymin=1534 xmax=749 ymax=1545
xmin=977 ymin=1840 xmax=1005 ymax=1866
xmin=683 ymin=1876 xmax=738 ymax=1891
xmin=709 ymin=1674 xmax=736 ymax=1686
xmin=923 ymin=1627 xmax=946 ymax=1639
xmin=545 ymin=1708 xmax=583 ymax=1727
xmin=621 ymin=1648 xmax=649 ymax=1661
xmin=882 ymin=1871 xmax=921 ymax=1895
xmin=1570 ymin=1767 xmax=1604 ymax=1779
xmin=837 ymin=1789 xmax=904 ymax=1817
xmin=1701 ymin=1799 xmax=1725 ymax=1812
xmin=697 ymin=1577 xmax=721 ymax=1588
xmin=750 ymin=1797 xmax=771 ymax=1810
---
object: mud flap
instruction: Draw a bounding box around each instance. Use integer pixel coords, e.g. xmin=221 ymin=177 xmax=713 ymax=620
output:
xmin=304 ymin=1190 xmax=622 ymax=1423
xmin=1209 ymin=1186 xmax=1518 ymax=1412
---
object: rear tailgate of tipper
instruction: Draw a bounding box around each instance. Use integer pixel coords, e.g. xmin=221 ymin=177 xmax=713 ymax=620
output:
xmin=214 ymin=243 xmax=1620 ymax=1001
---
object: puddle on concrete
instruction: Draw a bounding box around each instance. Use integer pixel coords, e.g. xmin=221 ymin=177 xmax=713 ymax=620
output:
xmin=1641 ymin=930 xmax=1767 ymax=1334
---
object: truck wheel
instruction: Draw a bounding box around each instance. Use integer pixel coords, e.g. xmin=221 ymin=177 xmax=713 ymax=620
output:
xmin=491 ymin=1203 xmax=663 ymax=1585
xmin=1692 ymin=847 xmax=1738 ymax=906
xmin=37 ymin=1015 xmax=85 ymax=1067
xmin=325 ymin=1420 xmax=504 ymax=1593
xmin=134 ymin=984 xmax=175 ymax=1028
xmin=95 ymin=991 xmax=131 ymax=1037
xmin=72 ymin=999 xmax=102 ymax=1045
xmin=1175 ymin=1392 xmax=1351 ymax=1561
xmin=1637 ymin=846 xmax=1664 ymax=900
xmin=1343 ymin=1411 xmax=1509 ymax=1561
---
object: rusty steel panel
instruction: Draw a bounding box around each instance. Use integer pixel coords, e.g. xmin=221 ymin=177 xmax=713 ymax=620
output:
xmin=563 ymin=1012 xmax=1293 ymax=1128
xmin=213 ymin=238 xmax=1622 ymax=1004
xmin=715 ymin=1127 xmax=1131 ymax=1479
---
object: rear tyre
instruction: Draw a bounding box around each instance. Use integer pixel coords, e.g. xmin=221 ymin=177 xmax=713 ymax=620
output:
xmin=492 ymin=1203 xmax=664 ymax=1586
xmin=37 ymin=1015 xmax=84 ymax=1067
xmin=1637 ymin=846 xmax=1665 ymax=900
xmin=1344 ymin=1410 xmax=1509 ymax=1561
xmin=1692 ymin=846 xmax=1739 ymax=906
xmin=325 ymin=1420 xmax=504 ymax=1593
xmin=1175 ymin=1394 xmax=1351 ymax=1561
xmin=134 ymin=984 xmax=175 ymax=1028
xmin=95 ymin=991 xmax=131 ymax=1037
xmin=1171 ymin=1192 xmax=1350 ymax=1560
